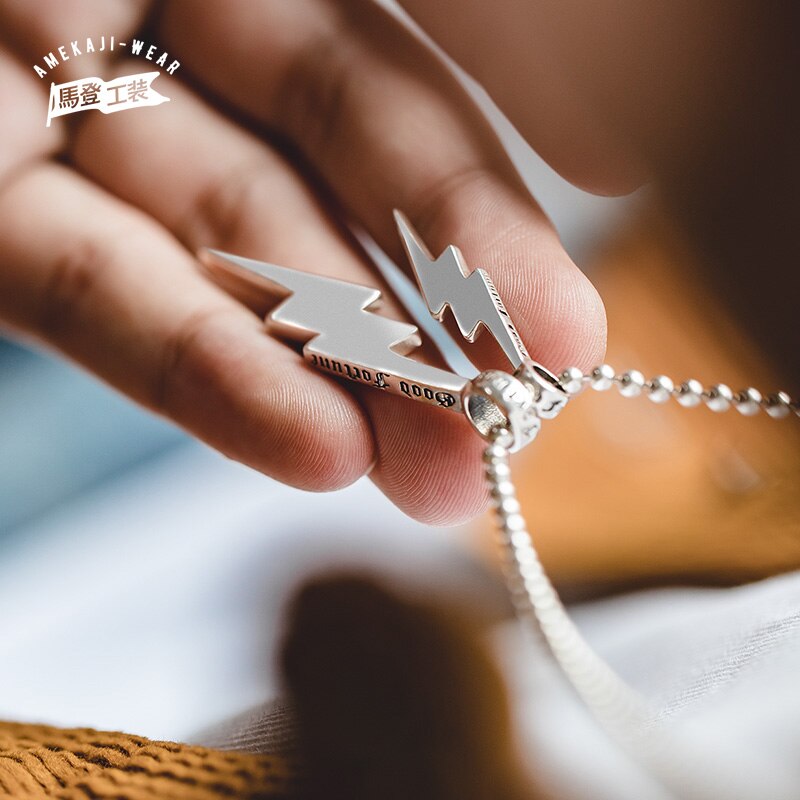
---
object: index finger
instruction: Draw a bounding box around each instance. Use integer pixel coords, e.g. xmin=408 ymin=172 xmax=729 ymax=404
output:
xmin=159 ymin=0 xmax=607 ymax=375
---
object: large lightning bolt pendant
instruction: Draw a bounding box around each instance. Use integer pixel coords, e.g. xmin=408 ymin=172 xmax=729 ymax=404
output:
xmin=198 ymin=213 xmax=568 ymax=452
xmin=199 ymin=251 xmax=468 ymax=412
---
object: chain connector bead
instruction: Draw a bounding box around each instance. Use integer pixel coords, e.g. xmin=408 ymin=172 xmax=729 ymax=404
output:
xmin=765 ymin=391 xmax=792 ymax=419
xmin=515 ymin=360 xmax=569 ymax=420
xmin=646 ymin=375 xmax=674 ymax=403
xmin=464 ymin=370 xmax=540 ymax=453
xmin=590 ymin=364 xmax=615 ymax=391
xmin=676 ymin=379 xmax=704 ymax=407
xmin=617 ymin=370 xmax=646 ymax=397
xmin=734 ymin=387 xmax=763 ymax=416
xmin=703 ymin=383 xmax=734 ymax=412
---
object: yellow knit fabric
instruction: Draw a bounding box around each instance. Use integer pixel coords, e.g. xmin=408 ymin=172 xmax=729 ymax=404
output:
xmin=0 ymin=722 xmax=294 ymax=799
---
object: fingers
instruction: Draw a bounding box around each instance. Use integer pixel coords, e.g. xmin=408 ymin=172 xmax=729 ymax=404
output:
xmin=0 ymin=0 xmax=609 ymax=525
xmin=158 ymin=0 xmax=607 ymax=374
xmin=396 ymin=0 xmax=646 ymax=195
xmin=366 ymin=393 xmax=489 ymax=525
xmin=69 ymin=63 xmax=485 ymax=523
xmin=0 ymin=0 xmax=151 ymax=82
xmin=0 ymin=47 xmax=62 ymax=181
xmin=0 ymin=163 xmax=373 ymax=491
xmin=70 ymin=72 xmax=395 ymax=312
xmin=155 ymin=0 xmax=605 ymax=523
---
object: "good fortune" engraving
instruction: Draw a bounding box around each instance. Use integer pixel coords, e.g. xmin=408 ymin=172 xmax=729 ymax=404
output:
xmin=309 ymin=353 xmax=456 ymax=408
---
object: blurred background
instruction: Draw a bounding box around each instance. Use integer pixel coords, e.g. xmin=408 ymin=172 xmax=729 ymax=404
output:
xmin=2 ymin=5 xmax=799 ymax=797
xmin=0 ymin=71 xmax=633 ymax=739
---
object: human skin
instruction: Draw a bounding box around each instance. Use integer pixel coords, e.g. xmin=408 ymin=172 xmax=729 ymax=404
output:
xmin=1 ymin=1 xmax=792 ymax=526
xmin=0 ymin=0 xmax=609 ymax=525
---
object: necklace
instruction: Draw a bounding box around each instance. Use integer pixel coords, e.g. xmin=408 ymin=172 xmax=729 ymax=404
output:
xmin=199 ymin=211 xmax=797 ymax=755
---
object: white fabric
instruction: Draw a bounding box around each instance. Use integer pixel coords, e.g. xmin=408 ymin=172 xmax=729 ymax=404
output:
xmin=2 ymin=444 xmax=797 ymax=799
xmin=501 ymin=572 xmax=800 ymax=800
xmin=0 ymin=444 xmax=468 ymax=738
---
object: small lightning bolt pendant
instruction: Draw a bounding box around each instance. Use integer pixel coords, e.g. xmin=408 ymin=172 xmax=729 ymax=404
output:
xmin=198 ymin=213 xmax=568 ymax=453
xmin=393 ymin=212 xmax=569 ymax=425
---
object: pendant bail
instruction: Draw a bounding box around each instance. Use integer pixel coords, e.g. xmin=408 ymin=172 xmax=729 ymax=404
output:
xmin=463 ymin=370 xmax=541 ymax=452
xmin=464 ymin=361 xmax=569 ymax=452
xmin=515 ymin=359 xmax=570 ymax=420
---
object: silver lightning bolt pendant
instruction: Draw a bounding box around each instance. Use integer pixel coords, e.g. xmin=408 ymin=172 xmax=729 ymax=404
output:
xmin=199 ymin=212 xmax=568 ymax=452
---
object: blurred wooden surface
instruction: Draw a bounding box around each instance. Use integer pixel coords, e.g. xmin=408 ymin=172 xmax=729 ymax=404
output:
xmin=478 ymin=216 xmax=800 ymax=591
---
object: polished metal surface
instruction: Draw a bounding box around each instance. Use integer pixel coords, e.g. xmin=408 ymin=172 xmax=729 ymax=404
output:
xmin=704 ymin=383 xmax=735 ymax=412
xmin=556 ymin=365 xmax=797 ymax=418
xmin=395 ymin=210 xmax=530 ymax=370
xmin=483 ymin=433 xmax=648 ymax=733
xmin=647 ymin=374 xmax=675 ymax=404
xmin=589 ymin=363 xmax=616 ymax=391
xmin=349 ymin=221 xmax=479 ymax=380
xmin=463 ymin=370 xmax=540 ymax=452
xmin=676 ymin=378 xmax=705 ymax=407
xmin=199 ymin=249 xmax=468 ymax=413
xmin=734 ymin=387 xmax=763 ymax=416
xmin=617 ymin=369 xmax=647 ymax=398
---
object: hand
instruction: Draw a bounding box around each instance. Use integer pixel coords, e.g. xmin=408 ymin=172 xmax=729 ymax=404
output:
xmin=0 ymin=0 xmax=605 ymax=525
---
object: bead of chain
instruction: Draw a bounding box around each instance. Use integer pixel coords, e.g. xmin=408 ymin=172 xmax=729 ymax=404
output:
xmin=647 ymin=375 xmax=674 ymax=403
xmin=559 ymin=365 xmax=584 ymax=395
xmin=704 ymin=383 xmax=734 ymax=412
xmin=676 ymin=379 xmax=704 ymax=407
xmin=484 ymin=434 xmax=648 ymax=731
xmin=589 ymin=364 xmax=615 ymax=391
xmin=765 ymin=391 xmax=793 ymax=419
xmin=559 ymin=366 xmax=797 ymax=418
xmin=617 ymin=369 xmax=646 ymax=398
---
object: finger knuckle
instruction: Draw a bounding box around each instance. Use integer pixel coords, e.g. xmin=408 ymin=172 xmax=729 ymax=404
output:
xmin=155 ymin=306 xmax=237 ymax=415
xmin=179 ymin=158 xmax=264 ymax=250
xmin=273 ymin=23 xmax=355 ymax=163
xmin=406 ymin=164 xmax=500 ymax=243
xmin=38 ymin=235 xmax=111 ymax=338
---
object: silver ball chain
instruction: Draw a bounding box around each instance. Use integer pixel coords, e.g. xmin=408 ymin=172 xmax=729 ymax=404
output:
xmin=483 ymin=365 xmax=797 ymax=739
xmin=484 ymin=435 xmax=650 ymax=734
xmin=559 ymin=364 xmax=798 ymax=417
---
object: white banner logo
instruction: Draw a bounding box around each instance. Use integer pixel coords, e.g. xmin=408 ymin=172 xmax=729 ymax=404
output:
xmin=46 ymin=70 xmax=169 ymax=127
